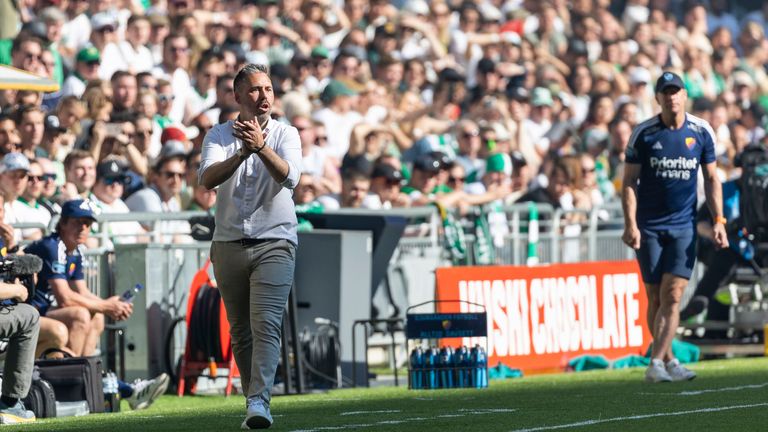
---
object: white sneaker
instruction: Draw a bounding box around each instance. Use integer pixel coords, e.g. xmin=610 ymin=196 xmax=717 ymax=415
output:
xmin=127 ymin=373 xmax=170 ymax=410
xmin=666 ymin=359 xmax=697 ymax=381
xmin=241 ymin=397 xmax=273 ymax=429
xmin=645 ymin=359 xmax=672 ymax=383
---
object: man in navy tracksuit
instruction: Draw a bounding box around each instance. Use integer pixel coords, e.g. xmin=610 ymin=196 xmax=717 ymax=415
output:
xmin=622 ymin=72 xmax=729 ymax=383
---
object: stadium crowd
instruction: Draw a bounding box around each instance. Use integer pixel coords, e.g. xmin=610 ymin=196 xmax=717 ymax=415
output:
xmin=0 ymin=0 xmax=766 ymax=424
xmin=0 ymin=0 xmax=767 ymax=247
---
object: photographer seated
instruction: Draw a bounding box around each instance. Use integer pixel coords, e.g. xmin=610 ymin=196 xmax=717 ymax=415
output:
xmin=0 ymin=280 xmax=39 ymax=425
xmin=24 ymin=199 xmax=169 ymax=410
xmin=0 ymin=195 xmax=38 ymax=424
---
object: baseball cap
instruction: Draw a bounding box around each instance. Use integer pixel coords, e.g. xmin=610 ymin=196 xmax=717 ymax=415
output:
xmin=158 ymin=140 xmax=187 ymax=161
xmin=371 ymin=164 xmax=404 ymax=183
xmin=0 ymin=153 xmax=30 ymax=174
xmin=96 ymin=159 xmax=128 ymax=180
xmin=485 ymin=153 xmax=512 ymax=176
xmin=531 ymin=87 xmax=553 ymax=107
xmin=413 ymin=154 xmax=441 ymax=173
xmin=628 ymin=67 xmax=651 ymax=86
xmin=44 ymin=115 xmax=67 ymax=133
xmin=90 ymin=12 xmax=117 ymax=30
xmin=160 ymin=126 xmax=187 ymax=144
xmin=655 ymin=71 xmax=685 ymax=93
xmin=310 ymin=46 xmax=330 ymax=59
xmin=732 ymin=70 xmax=755 ymax=89
xmin=375 ymin=22 xmax=398 ymax=38
xmin=76 ymin=46 xmax=101 ymax=63
xmin=60 ymin=199 xmax=99 ymax=221
xmin=506 ymin=85 xmax=529 ymax=102
xmin=320 ymin=80 xmax=357 ymax=104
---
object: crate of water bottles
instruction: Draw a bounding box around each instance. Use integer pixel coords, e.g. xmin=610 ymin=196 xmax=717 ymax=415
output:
xmin=405 ymin=300 xmax=488 ymax=390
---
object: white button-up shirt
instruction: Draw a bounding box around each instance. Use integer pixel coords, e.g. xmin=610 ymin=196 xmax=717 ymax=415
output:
xmin=199 ymin=119 xmax=302 ymax=245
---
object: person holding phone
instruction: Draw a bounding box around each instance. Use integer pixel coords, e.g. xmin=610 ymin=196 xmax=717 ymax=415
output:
xmin=24 ymin=199 xmax=169 ymax=409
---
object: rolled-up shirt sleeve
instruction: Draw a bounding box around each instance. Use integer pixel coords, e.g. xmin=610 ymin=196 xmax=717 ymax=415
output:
xmin=199 ymin=127 xmax=226 ymax=185
xmin=277 ymin=126 xmax=303 ymax=189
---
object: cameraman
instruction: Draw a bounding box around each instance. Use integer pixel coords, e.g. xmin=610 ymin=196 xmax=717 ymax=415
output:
xmin=0 ymin=194 xmax=39 ymax=424
xmin=0 ymin=281 xmax=39 ymax=425
xmin=24 ymin=199 xmax=168 ymax=410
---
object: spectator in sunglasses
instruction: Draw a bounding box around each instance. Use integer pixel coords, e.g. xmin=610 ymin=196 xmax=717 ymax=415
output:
xmin=0 ymin=153 xmax=31 ymax=243
xmin=35 ymin=157 xmax=61 ymax=217
xmin=125 ymin=141 xmax=188 ymax=242
xmin=89 ymin=159 xmax=145 ymax=246
xmin=13 ymin=159 xmax=51 ymax=241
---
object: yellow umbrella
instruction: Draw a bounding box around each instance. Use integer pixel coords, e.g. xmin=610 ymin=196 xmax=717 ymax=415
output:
xmin=0 ymin=64 xmax=59 ymax=92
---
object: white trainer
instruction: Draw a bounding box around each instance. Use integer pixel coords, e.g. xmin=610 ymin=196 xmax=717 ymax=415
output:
xmin=666 ymin=359 xmax=697 ymax=381
xmin=241 ymin=397 xmax=273 ymax=430
xmin=127 ymin=373 xmax=170 ymax=410
xmin=645 ymin=359 xmax=672 ymax=383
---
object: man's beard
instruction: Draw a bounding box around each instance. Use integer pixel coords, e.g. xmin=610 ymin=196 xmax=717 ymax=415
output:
xmin=256 ymin=112 xmax=271 ymax=129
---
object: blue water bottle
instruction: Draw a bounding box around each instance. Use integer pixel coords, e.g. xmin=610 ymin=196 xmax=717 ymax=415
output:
xmin=472 ymin=344 xmax=488 ymax=388
xmin=409 ymin=347 xmax=424 ymax=389
xmin=425 ymin=347 xmax=439 ymax=389
xmin=438 ymin=347 xmax=454 ymax=389
xmin=454 ymin=346 xmax=470 ymax=388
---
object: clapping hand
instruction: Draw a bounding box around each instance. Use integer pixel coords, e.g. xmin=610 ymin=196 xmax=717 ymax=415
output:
xmin=233 ymin=119 xmax=267 ymax=154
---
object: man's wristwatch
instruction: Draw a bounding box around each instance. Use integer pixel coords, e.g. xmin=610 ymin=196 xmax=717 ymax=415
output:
xmin=714 ymin=215 xmax=727 ymax=225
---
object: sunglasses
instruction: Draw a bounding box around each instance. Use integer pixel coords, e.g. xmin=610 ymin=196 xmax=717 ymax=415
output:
xmin=159 ymin=94 xmax=175 ymax=102
xmin=26 ymin=175 xmax=45 ymax=183
xmin=448 ymin=176 xmax=466 ymax=183
xmin=582 ymin=167 xmax=596 ymax=174
xmin=42 ymin=173 xmax=57 ymax=182
xmin=462 ymin=130 xmax=479 ymax=138
xmin=103 ymin=176 xmax=129 ymax=186
xmin=160 ymin=171 xmax=185 ymax=179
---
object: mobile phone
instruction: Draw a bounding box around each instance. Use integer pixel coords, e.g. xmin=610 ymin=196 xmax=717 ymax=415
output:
xmin=104 ymin=123 xmax=123 ymax=138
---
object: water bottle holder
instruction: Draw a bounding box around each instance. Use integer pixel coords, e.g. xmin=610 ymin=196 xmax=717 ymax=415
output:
xmin=407 ymin=365 xmax=488 ymax=390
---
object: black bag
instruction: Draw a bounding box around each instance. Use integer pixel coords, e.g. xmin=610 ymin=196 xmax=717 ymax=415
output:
xmin=22 ymin=376 xmax=57 ymax=418
xmin=35 ymin=349 xmax=104 ymax=414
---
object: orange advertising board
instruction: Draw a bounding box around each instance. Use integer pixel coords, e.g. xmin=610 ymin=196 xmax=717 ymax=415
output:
xmin=435 ymin=261 xmax=652 ymax=371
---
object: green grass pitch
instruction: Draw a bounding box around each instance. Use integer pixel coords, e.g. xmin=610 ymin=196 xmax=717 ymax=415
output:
xmin=8 ymin=357 xmax=768 ymax=431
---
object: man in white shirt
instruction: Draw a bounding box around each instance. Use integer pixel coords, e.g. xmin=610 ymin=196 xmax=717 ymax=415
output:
xmin=311 ymin=80 xmax=363 ymax=161
xmin=61 ymin=47 xmax=101 ymax=98
xmin=199 ymin=64 xmax=301 ymax=430
xmin=0 ymin=153 xmax=31 ymax=243
xmin=152 ymin=34 xmax=194 ymax=124
xmin=116 ymin=15 xmax=154 ymax=75
xmin=89 ymin=159 xmax=145 ymax=246
xmin=125 ymin=141 xmax=188 ymax=242
xmin=12 ymin=159 xmax=51 ymax=241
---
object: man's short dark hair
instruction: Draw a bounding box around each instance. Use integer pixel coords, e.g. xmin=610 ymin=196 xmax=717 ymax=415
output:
xmin=64 ymin=149 xmax=93 ymax=171
xmin=11 ymin=35 xmax=43 ymax=56
xmin=233 ymin=63 xmax=270 ymax=92
xmin=12 ymin=104 xmax=42 ymax=125
xmin=127 ymin=14 xmax=149 ymax=27
xmin=111 ymin=70 xmax=135 ymax=84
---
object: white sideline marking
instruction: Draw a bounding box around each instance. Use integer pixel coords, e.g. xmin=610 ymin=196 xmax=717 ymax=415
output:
xmin=677 ymin=382 xmax=768 ymax=396
xmin=340 ymin=410 xmax=401 ymax=416
xmin=290 ymin=408 xmax=515 ymax=431
xmin=508 ymin=403 xmax=768 ymax=432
